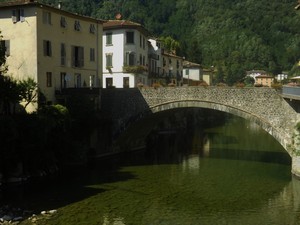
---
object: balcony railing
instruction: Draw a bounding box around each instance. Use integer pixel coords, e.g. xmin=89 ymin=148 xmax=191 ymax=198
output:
xmin=123 ymin=65 xmax=147 ymax=73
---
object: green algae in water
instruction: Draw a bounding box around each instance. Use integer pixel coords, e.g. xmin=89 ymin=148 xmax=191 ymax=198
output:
xmin=18 ymin=116 xmax=300 ymax=225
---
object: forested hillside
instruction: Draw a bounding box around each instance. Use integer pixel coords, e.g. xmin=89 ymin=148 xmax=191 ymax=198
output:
xmin=2 ymin=0 xmax=300 ymax=84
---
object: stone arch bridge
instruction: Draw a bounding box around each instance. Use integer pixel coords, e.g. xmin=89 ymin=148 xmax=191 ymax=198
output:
xmin=101 ymin=87 xmax=300 ymax=177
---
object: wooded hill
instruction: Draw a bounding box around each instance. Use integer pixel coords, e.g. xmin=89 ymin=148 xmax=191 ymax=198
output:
xmin=2 ymin=0 xmax=300 ymax=84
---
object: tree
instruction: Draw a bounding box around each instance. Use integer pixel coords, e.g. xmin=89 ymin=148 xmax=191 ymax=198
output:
xmin=0 ymin=76 xmax=20 ymax=114
xmin=0 ymin=31 xmax=7 ymax=76
xmin=18 ymin=77 xmax=38 ymax=110
xmin=94 ymin=0 xmax=120 ymax=19
xmin=159 ymin=36 xmax=181 ymax=55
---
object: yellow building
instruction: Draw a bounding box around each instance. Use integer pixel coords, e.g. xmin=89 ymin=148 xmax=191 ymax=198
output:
xmin=162 ymin=51 xmax=183 ymax=86
xmin=255 ymin=75 xmax=274 ymax=87
xmin=0 ymin=0 xmax=104 ymax=111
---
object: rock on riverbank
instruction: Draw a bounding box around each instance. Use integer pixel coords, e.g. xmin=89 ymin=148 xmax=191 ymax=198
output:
xmin=0 ymin=206 xmax=57 ymax=224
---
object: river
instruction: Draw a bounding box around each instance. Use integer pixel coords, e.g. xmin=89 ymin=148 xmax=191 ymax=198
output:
xmin=2 ymin=110 xmax=300 ymax=225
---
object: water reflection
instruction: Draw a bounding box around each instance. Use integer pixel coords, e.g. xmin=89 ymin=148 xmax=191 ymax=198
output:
xmin=11 ymin=112 xmax=300 ymax=224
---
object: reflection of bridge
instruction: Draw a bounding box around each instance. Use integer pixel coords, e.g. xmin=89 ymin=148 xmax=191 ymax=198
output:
xmin=101 ymin=87 xmax=300 ymax=177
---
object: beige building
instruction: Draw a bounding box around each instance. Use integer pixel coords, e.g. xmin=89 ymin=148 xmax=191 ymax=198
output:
xmin=0 ymin=0 xmax=104 ymax=111
xmin=255 ymin=74 xmax=274 ymax=87
xmin=162 ymin=51 xmax=183 ymax=86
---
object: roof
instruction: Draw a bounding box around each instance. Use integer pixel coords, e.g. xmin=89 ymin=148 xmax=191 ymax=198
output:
xmin=162 ymin=51 xmax=183 ymax=60
xmin=256 ymin=75 xmax=274 ymax=78
xmin=103 ymin=20 xmax=150 ymax=36
xmin=246 ymin=70 xmax=267 ymax=75
xmin=183 ymin=60 xmax=201 ymax=68
xmin=0 ymin=0 xmax=105 ymax=23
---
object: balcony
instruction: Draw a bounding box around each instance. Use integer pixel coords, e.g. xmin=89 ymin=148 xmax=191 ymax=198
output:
xmin=123 ymin=65 xmax=148 ymax=73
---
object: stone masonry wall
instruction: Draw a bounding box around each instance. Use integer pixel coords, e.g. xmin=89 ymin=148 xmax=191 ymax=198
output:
xmin=101 ymin=87 xmax=300 ymax=156
xmin=139 ymin=86 xmax=300 ymax=155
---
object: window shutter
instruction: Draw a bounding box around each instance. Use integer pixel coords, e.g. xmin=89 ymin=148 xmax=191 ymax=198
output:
xmin=43 ymin=40 xmax=47 ymax=56
xmin=20 ymin=9 xmax=25 ymax=22
xmin=12 ymin=10 xmax=17 ymax=23
xmin=79 ymin=47 xmax=84 ymax=67
xmin=48 ymin=12 xmax=51 ymax=25
xmin=49 ymin=41 xmax=52 ymax=56
xmin=5 ymin=40 xmax=10 ymax=56
xmin=71 ymin=46 xmax=75 ymax=67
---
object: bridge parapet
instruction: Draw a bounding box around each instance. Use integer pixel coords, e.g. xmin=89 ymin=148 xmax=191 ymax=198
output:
xmin=139 ymin=87 xmax=299 ymax=157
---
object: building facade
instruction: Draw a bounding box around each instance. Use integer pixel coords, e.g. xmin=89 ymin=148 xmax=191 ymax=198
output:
xmin=162 ymin=52 xmax=183 ymax=86
xmin=182 ymin=61 xmax=202 ymax=86
xmin=102 ymin=20 xmax=149 ymax=88
xmin=0 ymin=0 xmax=104 ymax=111
xmin=255 ymin=75 xmax=274 ymax=87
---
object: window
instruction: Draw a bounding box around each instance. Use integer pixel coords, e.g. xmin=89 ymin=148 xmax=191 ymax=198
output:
xmin=60 ymin=43 xmax=66 ymax=65
xmin=75 ymin=73 xmax=81 ymax=88
xmin=74 ymin=20 xmax=81 ymax=31
xmin=89 ymin=75 xmax=95 ymax=87
xmin=71 ymin=46 xmax=84 ymax=67
xmin=89 ymin=24 xmax=95 ymax=34
xmin=60 ymin=72 xmax=67 ymax=89
xmin=127 ymin=52 xmax=135 ymax=66
xmin=106 ymin=53 xmax=113 ymax=67
xmin=143 ymin=37 xmax=145 ymax=49
xmin=139 ymin=54 xmax=142 ymax=65
xmin=186 ymin=69 xmax=189 ymax=75
xmin=12 ymin=9 xmax=24 ymax=23
xmin=43 ymin=11 xmax=51 ymax=25
xmin=142 ymin=56 xmax=145 ymax=66
xmin=106 ymin=32 xmax=112 ymax=45
xmin=106 ymin=78 xmax=113 ymax=87
xmin=43 ymin=40 xmax=52 ymax=56
xmin=140 ymin=35 xmax=142 ymax=47
xmin=60 ymin=16 xmax=67 ymax=28
xmin=90 ymin=48 xmax=95 ymax=62
xmin=46 ymin=72 xmax=52 ymax=87
xmin=1 ymin=40 xmax=10 ymax=56
xmin=126 ymin=31 xmax=134 ymax=44
xmin=123 ymin=77 xmax=129 ymax=88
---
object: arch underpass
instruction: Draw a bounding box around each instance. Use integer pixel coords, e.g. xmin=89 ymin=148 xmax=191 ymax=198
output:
xmin=138 ymin=87 xmax=300 ymax=177
xmin=101 ymin=87 xmax=300 ymax=177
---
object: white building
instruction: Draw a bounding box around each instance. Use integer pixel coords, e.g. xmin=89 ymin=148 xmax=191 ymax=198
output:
xmin=102 ymin=20 xmax=150 ymax=88
xmin=148 ymin=38 xmax=164 ymax=86
xmin=182 ymin=61 xmax=202 ymax=86
xmin=246 ymin=70 xmax=267 ymax=79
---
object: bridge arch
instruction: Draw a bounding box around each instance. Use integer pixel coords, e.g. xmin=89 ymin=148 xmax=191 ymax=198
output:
xmin=102 ymin=87 xmax=300 ymax=177
xmin=149 ymin=100 xmax=291 ymax=156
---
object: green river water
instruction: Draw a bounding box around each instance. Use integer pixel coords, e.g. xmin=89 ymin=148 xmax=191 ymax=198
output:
xmin=5 ymin=114 xmax=300 ymax=225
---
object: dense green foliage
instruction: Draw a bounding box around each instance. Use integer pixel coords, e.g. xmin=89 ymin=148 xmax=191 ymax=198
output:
xmin=1 ymin=0 xmax=300 ymax=83
xmin=35 ymin=0 xmax=300 ymax=82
